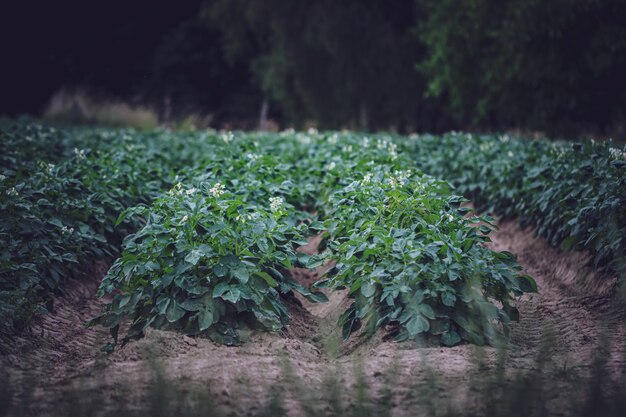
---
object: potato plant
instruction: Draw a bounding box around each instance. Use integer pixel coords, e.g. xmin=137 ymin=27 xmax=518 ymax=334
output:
xmin=0 ymin=124 xmax=552 ymax=348
xmin=317 ymin=166 xmax=534 ymax=345
xmin=407 ymin=133 xmax=626 ymax=283
xmin=94 ymin=159 xmax=327 ymax=346
xmin=0 ymin=124 xmax=227 ymax=333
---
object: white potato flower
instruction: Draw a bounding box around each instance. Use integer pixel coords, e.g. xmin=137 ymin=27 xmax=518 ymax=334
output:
xmin=361 ymin=173 xmax=373 ymax=185
xmin=236 ymin=213 xmax=254 ymax=223
xmin=210 ymin=183 xmax=226 ymax=197
xmin=60 ymin=226 xmax=74 ymax=235
xmin=221 ymin=131 xmax=234 ymax=143
xmin=73 ymin=148 xmax=86 ymax=159
xmin=269 ymin=196 xmax=284 ymax=213
xmin=387 ymin=177 xmax=400 ymax=188
xmin=609 ymin=147 xmax=626 ymax=160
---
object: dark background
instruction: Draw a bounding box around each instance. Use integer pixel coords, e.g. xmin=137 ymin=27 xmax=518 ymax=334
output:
xmin=1 ymin=0 xmax=626 ymax=137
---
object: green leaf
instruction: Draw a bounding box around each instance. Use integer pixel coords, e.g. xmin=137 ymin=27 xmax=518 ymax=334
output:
xmin=198 ymin=307 xmax=214 ymax=331
xmin=442 ymin=292 xmax=456 ymax=307
xmin=361 ymin=281 xmax=376 ymax=297
xmin=213 ymin=263 xmax=228 ymax=278
xmin=213 ymin=282 xmax=229 ymax=298
xmin=418 ymin=304 xmax=435 ymax=319
xmin=232 ymin=265 xmax=250 ymax=284
xmin=313 ymin=278 xmax=331 ymax=288
xmin=254 ymin=271 xmax=278 ymax=287
xmin=185 ymin=249 xmax=203 ymax=266
xmin=412 ymin=289 xmax=424 ymax=304
xmin=309 ymin=221 xmax=325 ymax=231
xmin=406 ymin=315 xmax=430 ymax=336
xmin=118 ymin=294 xmax=131 ymax=308
xmin=179 ymin=298 xmax=203 ymax=311
xmin=166 ymin=300 xmax=185 ymax=322
xmin=442 ymin=330 xmax=461 ymax=346
xmin=306 ymin=255 xmax=326 ymax=269
xmin=145 ymin=261 xmax=160 ymax=271
xmin=156 ymin=297 xmax=170 ymax=315
xmin=115 ymin=208 xmax=131 ymax=226
xmin=222 ymin=289 xmax=241 ymax=304
xmin=305 ymin=291 xmax=329 ymax=303
xmin=517 ymin=274 xmax=538 ymax=293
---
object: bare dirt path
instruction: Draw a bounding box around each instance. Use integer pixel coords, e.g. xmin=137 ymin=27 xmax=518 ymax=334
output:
xmin=2 ymin=220 xmax=625 ymax=416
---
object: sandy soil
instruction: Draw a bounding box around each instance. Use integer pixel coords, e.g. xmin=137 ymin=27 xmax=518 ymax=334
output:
xmin=1 ymin=220 xmax=625 ymax=416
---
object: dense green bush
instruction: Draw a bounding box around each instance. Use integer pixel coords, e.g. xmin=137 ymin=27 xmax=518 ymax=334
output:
xmin=319 ymin=168 xmax=533 ymax=346
xmin=407 ymin=133 xmax=626 ymax=282
xmin=10 ymin=1 xmax=626 ymax=135
xmin=23 ymin=124 xmax=626 ymax=350
xmin=94 ymin=152 xmax=328 ymax=346
xmin=416 ymin=0 xmax=626 ymax=135
xmin=5 ymin=124 xmax=623 ymax=349
xmin=91 ymin=130 xmax=535 ymax=347
xmin=0 ymin=124 xmax=226 ymax=333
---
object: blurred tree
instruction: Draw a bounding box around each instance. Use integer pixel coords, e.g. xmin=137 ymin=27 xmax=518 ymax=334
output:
xmin=3 ymin=0 xmax=625 ymax=135
xmin=208 ymin=0 xmax=446 ymax=132
xmin=416 ymin=0 xmax=626 ymax=136
xmin=146 ymin=17 xmax=261 ymax=123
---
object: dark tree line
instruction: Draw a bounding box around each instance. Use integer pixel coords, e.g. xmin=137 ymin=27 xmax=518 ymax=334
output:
xmin=1 ymin=0 xmax=625 ymax=136
xmin=416 ymin=0 xmax=626 ymax=136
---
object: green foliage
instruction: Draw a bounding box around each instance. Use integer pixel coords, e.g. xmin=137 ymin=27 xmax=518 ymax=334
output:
xmin=88 ymin=129 xmax=535 ymax=347
xmin=13 ymin=1 xmax=626 ymax=134
xmin=7 ymin=124 xmax=622 ymax=349
xmin=408 ymin=133 xmax=626 ymax=282
xmin=317 ymin=165 xmax=531 ymax=346
xmin=0 ymin=123 xmax=226 ymax=333
xmin=2 ymin=124 xmax=543 ymax=347
xmin=416 ymin=0 xmax=626 ymax=135
xmin=94 ymin=155 xmax=327 ymax=346
xmin=208 ymin=0 xmax=437 ymax=131
xmin=206 ymin=0 xmax=626 ymax=134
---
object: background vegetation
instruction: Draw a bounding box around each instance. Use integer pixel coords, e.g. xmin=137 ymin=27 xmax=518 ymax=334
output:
xmin=2 ymin=0 xmax=625 ymax=136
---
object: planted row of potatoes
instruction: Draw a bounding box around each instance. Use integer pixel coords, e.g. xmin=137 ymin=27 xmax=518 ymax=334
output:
xmin=407 ymin=132 xmax=626 ymax=284
xmin=93 ymin=130 xmax=535 ymax=347
xmin=0 ymin=124 xmax=230 ymax=334
xmin=6 ymin=123 xmax=620 ymax=348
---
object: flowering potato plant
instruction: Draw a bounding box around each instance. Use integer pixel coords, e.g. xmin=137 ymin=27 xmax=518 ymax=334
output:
xmin=0 ymin=124 xmax=230 ymax=333
xmin=408 ymin=133 xmax=626 ymax=284
xmin=3 ymin=123 xmax=548 ymax=348
xmin=93 ymin=170 xmax=327 ymax=346
xmin=317 ymin=166 xmax=536 ymax=346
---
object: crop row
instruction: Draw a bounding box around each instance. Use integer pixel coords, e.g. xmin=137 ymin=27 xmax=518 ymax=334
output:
xmin=405 ymin=133 xmax=626 ymax=284
xmin=93 ymin=131 xmax=534 ymax=347
xmin=0 ymin=124 xmax=232 ymax=333
xmin=6 ymin=125 xmax=615 ymax=348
